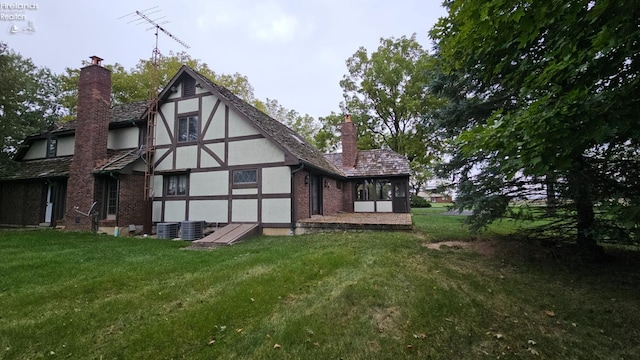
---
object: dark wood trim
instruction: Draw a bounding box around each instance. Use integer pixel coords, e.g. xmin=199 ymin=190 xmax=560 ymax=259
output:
xmin=201 ymin=145 xmax=224 ymax=167
xmin=159 ymin=108 xmax=175 ymax=144
xmin=153 ymin=148 xmax=173 ymax=168
xmin=188 ymin=195 xmax=232 ymax=201
xmin=225 ymin=105 xmax=231 ymax=225
xmin=261 ymin=193 xmax=290 ymax=199
xmin=257 ymin=168 xmax=262 ymax=225
xmin=201 ymin=99 xmax=221 ymax=141
xmin=231 ymin=194 xmax=259 ymax=200
xmin=197 ymin=97 xmax=202 ymax=169
xmin=227 ymin=134 xmax=265 ymax=142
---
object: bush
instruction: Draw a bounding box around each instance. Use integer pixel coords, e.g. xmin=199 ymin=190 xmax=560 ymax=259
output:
xmin=411 ymin=195 xmax=432 ymax=208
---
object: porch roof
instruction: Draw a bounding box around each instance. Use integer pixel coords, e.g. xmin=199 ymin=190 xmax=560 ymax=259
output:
xmin=0 ymin=156 xmax=72 ymax=180
xmin=93 ymin=149 xmax=142 ymax=174
xmin=324 ymin=149 xmax=410 ymax=178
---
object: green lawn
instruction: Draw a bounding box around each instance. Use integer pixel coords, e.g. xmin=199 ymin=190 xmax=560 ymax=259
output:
xmin=1 ymin=211 xmax=639 ymax=359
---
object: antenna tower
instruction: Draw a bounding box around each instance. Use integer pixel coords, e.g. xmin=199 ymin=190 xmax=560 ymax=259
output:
xmin=120 ymin=7 xmax=189 ymax=232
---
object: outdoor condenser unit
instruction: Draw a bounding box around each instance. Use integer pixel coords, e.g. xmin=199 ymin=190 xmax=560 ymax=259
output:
xmin=157 ymin=223 xmax=179 ymax=239
xmin=180 ymin=220 xmax=204 ymax=241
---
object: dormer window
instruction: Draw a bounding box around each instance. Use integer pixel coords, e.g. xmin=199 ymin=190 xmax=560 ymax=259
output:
xmin=183 ymin=77 xmax=196 ymax=97
xmin=46 ymin=138 xmax=57 ymax=158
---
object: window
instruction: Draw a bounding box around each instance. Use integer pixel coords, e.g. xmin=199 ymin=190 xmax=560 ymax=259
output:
xmin=178 ymin=115 xmax=198 ymax=142
xmin=47 ymin=138 xmax=57 ymax=158
xmin=355 ymin=180 xmax=375 ymax=201
xmin=165 ymin=174 xmax=188 ymax=196
xmin=376 ymin=180 xmax=392 ymax=200
xmin=233 ymin=169 xmax=257 ymax=185
xmin=105 ymin=178 xmax=118 ymax=219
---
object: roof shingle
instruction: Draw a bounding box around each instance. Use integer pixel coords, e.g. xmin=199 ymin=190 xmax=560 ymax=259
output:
xmin=325 ymin=149 xmax=410 ymax=178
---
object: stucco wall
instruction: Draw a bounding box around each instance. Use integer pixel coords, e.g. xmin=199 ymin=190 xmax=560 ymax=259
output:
xmin=108 ymin=127 xmax=139 ymax=150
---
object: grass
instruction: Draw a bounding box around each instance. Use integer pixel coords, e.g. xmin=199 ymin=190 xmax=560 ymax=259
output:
xmin=1 ymin=210 xmax=639 ymax=359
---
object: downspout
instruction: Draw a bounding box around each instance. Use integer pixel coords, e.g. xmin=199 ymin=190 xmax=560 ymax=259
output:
xmin=290 ymin=163 xmax=305 ymax=235
xmin=109 ymin=172 xmax=120 ymax=236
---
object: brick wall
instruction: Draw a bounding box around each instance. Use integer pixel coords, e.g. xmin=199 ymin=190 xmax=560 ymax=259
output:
xmin=342 ymin=181 xmax=354 ymax=213
xmin=117 ymin=174 xmax=145 ymax=226
xmin=322 ymin=177 xmax=344 ymax=215
xmin=293 ymin=169 xmax=310 ymax=222
xmin=0 ymin=180 xmax=44 ymax=225
xmin=64 ymin=61 xmax=112 ymax=231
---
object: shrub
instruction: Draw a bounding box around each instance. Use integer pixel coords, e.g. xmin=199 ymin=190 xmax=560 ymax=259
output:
xmin=411 ymin=194 xmax=432 ymax=208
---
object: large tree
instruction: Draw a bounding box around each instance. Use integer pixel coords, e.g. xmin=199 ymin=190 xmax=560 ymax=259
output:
xmin=58 ymin=51 xmax=260 ymax=118
xmin=430 ymin=0 xmax=640 ymax=253
xmin=0 ymin=43 xmax=63 ymax=166
xmin=339 ymin=34 xmax=441 ymax=193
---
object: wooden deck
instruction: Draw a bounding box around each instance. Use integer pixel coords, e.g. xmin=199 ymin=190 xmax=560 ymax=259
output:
xmin=296 ymin=212 xmax=412 ymax=234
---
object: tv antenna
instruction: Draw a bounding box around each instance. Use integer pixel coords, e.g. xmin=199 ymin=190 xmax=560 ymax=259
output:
xmin=119 ymin=7 xmax=190 ymax=233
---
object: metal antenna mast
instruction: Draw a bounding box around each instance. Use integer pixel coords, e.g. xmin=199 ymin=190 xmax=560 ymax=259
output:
xmin=120 ymin=7 xmax=189 ymax=233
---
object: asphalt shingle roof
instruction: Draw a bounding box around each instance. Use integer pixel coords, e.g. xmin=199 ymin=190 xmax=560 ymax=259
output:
xmin=94 ymin=149 xmax=141 ymax=173
xmin=0 ymin=157 xmax=72 ymax=180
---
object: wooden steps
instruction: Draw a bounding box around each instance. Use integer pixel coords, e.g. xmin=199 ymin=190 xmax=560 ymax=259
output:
xmin=188 ymin=223 xmax=259 ymax=249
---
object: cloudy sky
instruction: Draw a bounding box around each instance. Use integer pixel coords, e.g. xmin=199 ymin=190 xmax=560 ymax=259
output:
xmin=2 ymin=0 xmax=446 ymax=119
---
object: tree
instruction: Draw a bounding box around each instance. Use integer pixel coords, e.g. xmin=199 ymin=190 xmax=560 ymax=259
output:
xmin=340 ymin=34 xmax=441 ymax=194
xmin=257 ymin=98 xmax=318 ymax=144
xmin=58 ymin=51 xmax=260 ymax=118
xmin=430 ymin=0 xmax=640 ymax=254
xmin=0 ymin=43 xmax=63 ymax=166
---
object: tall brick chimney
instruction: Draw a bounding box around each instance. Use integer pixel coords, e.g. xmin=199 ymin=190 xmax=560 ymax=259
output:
xmin=341 ymin=114 xmax=357 ymax=169
xmin=64 ymin=56 xmax=112 ymax=231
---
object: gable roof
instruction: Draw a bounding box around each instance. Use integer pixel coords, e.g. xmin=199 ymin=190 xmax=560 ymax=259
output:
xmin=159 ymin=66 xmax=344 ymax=177
xmin=325 ymin=149 xmax=410 ymax=178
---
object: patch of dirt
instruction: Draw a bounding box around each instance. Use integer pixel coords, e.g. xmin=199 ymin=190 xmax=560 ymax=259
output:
xmin=371 ymin=306 xmax=402 ymax=338
xmin=424 ymin=240 xmax=498 ymax=257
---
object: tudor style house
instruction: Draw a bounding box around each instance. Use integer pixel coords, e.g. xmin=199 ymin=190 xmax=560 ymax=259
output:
xmin=0 ymin=57 xmax=410 ymax=235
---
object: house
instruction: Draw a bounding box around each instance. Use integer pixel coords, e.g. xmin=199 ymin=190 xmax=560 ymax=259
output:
xmin=0 ymin=57 xmax=410 ymax=235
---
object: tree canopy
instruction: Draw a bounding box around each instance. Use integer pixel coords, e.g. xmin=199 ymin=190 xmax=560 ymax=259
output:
xmin=0 ymin=43 xmax=63 ymax=166
xmin=430 ymin=0 xmax=640 ymax=253
xmin=338 ymin=34 xmax=441 ymax=193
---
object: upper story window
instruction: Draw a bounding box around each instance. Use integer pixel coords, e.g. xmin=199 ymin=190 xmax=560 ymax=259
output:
xmin=233 ymin=169 xmax=257 ymax=185
xmin=46 ymin=138 xmax=57 ymax=158
xmin=178 ymin=115 xmax=198 ymax=143
xmin=183 ymin=77 xmax=196 ymax=97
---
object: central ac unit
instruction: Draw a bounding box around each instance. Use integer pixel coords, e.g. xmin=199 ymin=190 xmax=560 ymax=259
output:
xmin=157 ymin=222 xmax=179 ymax=239
xmin=180 ymin=220 xmax=204 ymax=240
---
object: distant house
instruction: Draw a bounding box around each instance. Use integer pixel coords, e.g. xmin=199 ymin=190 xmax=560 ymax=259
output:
xmin=0 ymin=57 xmax=410 ymax=235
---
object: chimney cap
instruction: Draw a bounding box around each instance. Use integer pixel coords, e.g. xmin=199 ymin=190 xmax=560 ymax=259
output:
xmin=89 ymin=55 xmax=103 ymax=66
xmin=345 ymin=114 xmax=352 ymax=123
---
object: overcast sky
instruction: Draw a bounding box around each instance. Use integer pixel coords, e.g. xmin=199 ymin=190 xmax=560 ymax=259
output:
xmin=2 ymin=0 xmax=446 ymax=119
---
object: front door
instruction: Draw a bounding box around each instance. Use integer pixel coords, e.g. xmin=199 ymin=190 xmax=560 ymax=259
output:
xmin=44 ymin=184 xmax=54 ymax=223
xmin=392 ymin=181 xmax=408 ymax=213
xmin=310 ymin=175 xmax=322 ymax=215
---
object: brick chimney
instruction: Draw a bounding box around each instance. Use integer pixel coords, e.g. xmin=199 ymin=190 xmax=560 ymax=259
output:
xmin=341 ymin=114 xmax=357 ymax=169
xmin=64 ymin=56 xmax=112 ymax=231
